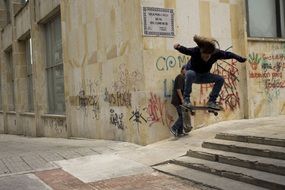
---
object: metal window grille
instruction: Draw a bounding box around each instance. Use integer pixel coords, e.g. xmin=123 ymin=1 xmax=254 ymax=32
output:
xmin=0 ymin=75 xmax=2 ymax=110
xmin=26 ymin=38 xmax=34 ymax=112
xmin=45 ymin=16 xmax=65 ymax=114
xmin=6 ymin=50 xmax=15 ymax=111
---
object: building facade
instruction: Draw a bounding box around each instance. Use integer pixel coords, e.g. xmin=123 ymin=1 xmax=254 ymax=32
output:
xmin=0 ymin=0 xmax=284 ymax=145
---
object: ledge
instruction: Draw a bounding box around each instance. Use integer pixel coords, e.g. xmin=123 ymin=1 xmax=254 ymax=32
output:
xmin=6 ymin=111 xmax=16 ymax=115
xmin=248 ymin=37 xmax=285 ymax=43
xmin=41 ymin=114 xmax=66 ymax=119
xmin=19 ymin=112 xmax=35 ymax=117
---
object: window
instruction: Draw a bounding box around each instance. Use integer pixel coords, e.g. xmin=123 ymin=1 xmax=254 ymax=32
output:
xmin=6 ymin=50 xmax=15 ymax=111
xmin=247 ymin=0 xmax=285 ymax=38
xmin=26 ymin=38 xmax=34 ymax=112
xmin=0 ymin=75 xmax=2 ymax=110
xmin=45 ymin=15 xmax=65 ymax=114
xmin=4 ymin=0 xmax=11 ymax=24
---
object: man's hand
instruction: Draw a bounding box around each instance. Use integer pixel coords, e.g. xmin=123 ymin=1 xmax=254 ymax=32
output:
xmin=174 ymin=43 xmax=181 ymax=49
xmin=237 ymin=57 xmax=247 ymax=63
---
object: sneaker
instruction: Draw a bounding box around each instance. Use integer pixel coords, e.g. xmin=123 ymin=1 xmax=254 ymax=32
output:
xmin=207 ymin=101 xmax=222 ymax=110
xmin=183 ymin=97 xmax=192 ymax=108
xmin=183 ymin=125 xmax=193 ymax=133
xmin=178 ymin=132 xmax=189 ymax=137
xmin=170 ymin=127 xmax=178 ymax=137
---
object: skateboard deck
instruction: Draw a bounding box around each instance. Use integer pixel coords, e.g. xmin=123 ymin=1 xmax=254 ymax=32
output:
xmin=181 ymin=105 xmax=223 ymax=116
xmin=181 ymin=105 xmax=223 ymax=134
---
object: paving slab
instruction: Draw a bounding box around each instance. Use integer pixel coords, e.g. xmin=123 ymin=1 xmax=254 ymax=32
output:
xmin=1 ymin=156 xmax=32 ymax=173
xmin=0 ymin=174 xmax=52 ymax=190
xmin=21 ymin=154 xmax=54 ymax=170
xmin=0 ymin=160 xmax=9 ymax=175
xmin=55 ymin=154 xmax=153 ymax=183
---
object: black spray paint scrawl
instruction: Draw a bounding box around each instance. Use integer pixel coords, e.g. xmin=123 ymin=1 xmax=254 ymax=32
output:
xmin=110 ymin=109 xmax=124 ymax=130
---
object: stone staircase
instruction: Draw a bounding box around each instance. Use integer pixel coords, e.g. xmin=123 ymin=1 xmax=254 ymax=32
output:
xmin=153 ymin=132 xmax=285 ymax=190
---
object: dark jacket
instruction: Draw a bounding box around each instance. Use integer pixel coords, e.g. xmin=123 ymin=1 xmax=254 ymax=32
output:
xmin=171 ymin=73 xmax=185 ymax=106
xmin=175 ymin=46 xmax=245 ymax=73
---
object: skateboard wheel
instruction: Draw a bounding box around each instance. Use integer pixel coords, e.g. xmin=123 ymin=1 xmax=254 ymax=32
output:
xmin=214 ymin=112 xmax=218 ymax=116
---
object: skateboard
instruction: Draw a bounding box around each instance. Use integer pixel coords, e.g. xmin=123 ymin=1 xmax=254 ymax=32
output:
xmin=181 ymin=107 xmax=193 ymax=133
xmin=181 ymin=105 xmax=223 ymax=133
xmin=181 ymin=105 xmax=223 ymax=116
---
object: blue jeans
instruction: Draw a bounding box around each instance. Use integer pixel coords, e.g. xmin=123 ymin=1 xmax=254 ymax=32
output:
xmin=171 ymin=105 xmax=183 ymax=134
xmin=184 ymin=70 xmax=224 ymax=102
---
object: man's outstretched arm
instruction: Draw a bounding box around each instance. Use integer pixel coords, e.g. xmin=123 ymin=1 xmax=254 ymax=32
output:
xmin=216 ymin=49 xmax=247 ymax=62
xmin=174 ymin=43 xmax=196 ymax=56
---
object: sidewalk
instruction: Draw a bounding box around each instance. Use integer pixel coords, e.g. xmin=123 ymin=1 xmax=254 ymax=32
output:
xmin=0 ymin=115 xmax=284 ymax=189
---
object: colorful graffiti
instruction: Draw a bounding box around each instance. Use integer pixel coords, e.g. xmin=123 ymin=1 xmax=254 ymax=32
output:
xmin=248 ymin=50 xmax=285 ymax=103
xmin=146 ymin=92 xmax=174 ymax=127
xmin=199 ymin=59 xmax=240 ymax=110
xmin=248 ymin=52 xmax=262 ymax=70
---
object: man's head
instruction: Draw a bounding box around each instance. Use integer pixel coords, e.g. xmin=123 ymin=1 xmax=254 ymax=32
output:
xmin=193 ymin=35 xmax=218 ymax=62
xmin=181 ymin=65 xmax=186 ymax=75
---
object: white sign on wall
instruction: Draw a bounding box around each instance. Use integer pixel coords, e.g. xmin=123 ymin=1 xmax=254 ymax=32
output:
xmin=142 ymin=7 xmax=175 ymax=37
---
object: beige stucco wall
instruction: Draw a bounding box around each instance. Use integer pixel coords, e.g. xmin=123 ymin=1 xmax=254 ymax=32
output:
xmin=2 ymin=23 xmax=12 ymax=50
xmin=7 ymin=113 xmax=17 ymax=134
xmin=0 ymin=113 xmax=4 ymax=133
xmin=141 ymin=0 xmax=247 ymax=132
xmin=20 ymin=114 xmax=36 ymax=136
xmin=35 ymin=0 xmax=60 ymax=23
xmin=61 ymin=0 xmax=146 ymax=143
xmin=15 ymin=4 xmax=30 ymax=40
xmin=41 ymin=115 xmax=67 ymax=138
xmin=59 ymin=0 xmax=247 ymax=144
xmin=247 ymin=40 xmax=285 ymax=118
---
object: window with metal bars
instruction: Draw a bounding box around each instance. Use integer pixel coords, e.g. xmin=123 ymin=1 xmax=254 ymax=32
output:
xmin=26 ymin=38 xmax=34 ymax=112
xmin=45 ymin=15 xmax=65 ymax=114
xmin=6 ymin=50 xmax=15 ymax=111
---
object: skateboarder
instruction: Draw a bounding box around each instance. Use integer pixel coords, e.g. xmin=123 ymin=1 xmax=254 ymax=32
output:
xmin=170 ymin=65 xmax=187 ymax=137
xmin=174 ymin=35 xmax=247 ymax=110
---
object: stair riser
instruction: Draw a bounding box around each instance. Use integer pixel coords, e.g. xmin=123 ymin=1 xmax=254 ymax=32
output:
xmin=215 ymin=134 xmax=285 ymax=147
xmin=172 ymin=160 xmax=285 ymax=190
xmin=187 ymin=150 xmax=285 ymax=176
xmin=202 ymin=142 xmax=285 ymax=160
xmin=153 ymin=168 xmax=221 ymax=190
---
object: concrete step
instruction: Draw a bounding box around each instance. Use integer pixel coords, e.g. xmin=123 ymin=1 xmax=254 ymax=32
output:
xmin=202 ymin=139 xmax=285 ymax=160
xmin=153 ymin=163 xmax=267 ymax=190
xmin=186 ymin=147 xmax=285 ymax=175
xmin=172 ymin=156 xmax=285 ymax=190
xmin=216 ymin=133 xmax=285 ymax=147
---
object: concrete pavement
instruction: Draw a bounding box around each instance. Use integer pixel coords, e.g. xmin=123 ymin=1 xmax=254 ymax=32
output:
xmin=0 ymin=134 xmax=141 ymax=176
xmin=0 ymin=115 xmax=284 ymax=189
